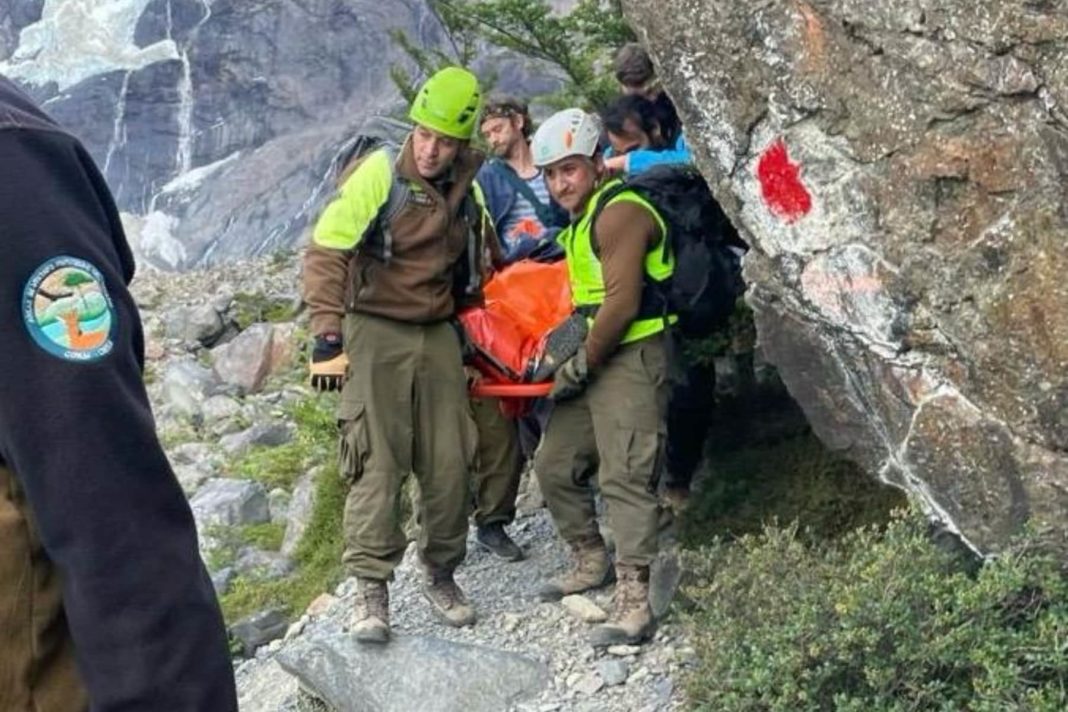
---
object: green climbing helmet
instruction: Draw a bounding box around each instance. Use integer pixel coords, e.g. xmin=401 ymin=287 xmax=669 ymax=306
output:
xmin=408 ymin=66 xmax=482 ymax=140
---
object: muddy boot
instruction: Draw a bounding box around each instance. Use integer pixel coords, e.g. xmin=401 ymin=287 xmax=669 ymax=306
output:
xmin=352 ymin=578 xmax=390 ymax=644
xmin=476 ymin=522 xmax=524 ymax=561
xmin=537 ymin=536 xmax=614 ymax=602
xmin=589 ymin=564 xmax=656 ymax=647
xmin=423 ymin=568 xmax=476 ymax=627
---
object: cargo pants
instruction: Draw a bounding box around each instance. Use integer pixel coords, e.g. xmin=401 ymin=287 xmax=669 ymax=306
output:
xmin=0 ymin=464 xmax=88 ymax=712
xmin=534 ymin=336 xmax=669 ymax=566
xmin=665 ymin=354 xmax=716 ymax=490
xmin=468 ymin=396 xmax=522 ymax=527
xmin=338 ymin=313 xmax=477 ymax=580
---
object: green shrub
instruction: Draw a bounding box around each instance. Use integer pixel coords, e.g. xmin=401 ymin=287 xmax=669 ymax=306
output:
xmin=682 ymin=298 xmax=756 ymax=367
xmin=240 ymin=521 xmax=285 ymax=551
xmin=220 ymin=458 xmax=347 ymax=623
xmin=682 ymin=511 xmax=1068 ymax=711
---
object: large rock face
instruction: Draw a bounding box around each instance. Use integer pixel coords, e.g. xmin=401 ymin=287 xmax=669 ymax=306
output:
xmin=624 ymin=0 xmax=1068 ymax=552
xmin=1 ymin=0 xmax=559 ymax=269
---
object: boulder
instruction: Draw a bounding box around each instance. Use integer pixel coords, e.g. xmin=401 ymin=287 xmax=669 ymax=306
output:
xmin=190 ymin=478 xmax=270 ymax=528
xmin=168 ymin=441 xmax=221 ymax=468
xmin=269 ymin=487 xmax=291 ymax=524
xmin=231 ymin=607 xmax=290 ymax=658
xmin=276 ymin=632 xmax=550 ymax=712
xmin=201 ymin=394 xmax=244 ymax=427
xmin=235 ymin=658 xmax=302 ymax=712
xmin=165 ymin=303 xmax=226 ymax=346
xmin=623 ymin=0 xmax=1068 ymax=552
xmin=233 ymin=548 xmax=294 ymax=582
xmin=211 ymin=567 xmax=236 ymax=596
xmin=160 ymin=358 xmax=221 ymax=420
xmin=281 ymin=470 xmax=318 ymax=558
xmin=597 ymin=659 xmax=629 ymax=687
xmin=173 ymin=462 xmax=213 ymax=495
xmin=212 ymin=323 xmax=283 ymax=394
xmin=219 ymin=421 xmax=295 ymax=457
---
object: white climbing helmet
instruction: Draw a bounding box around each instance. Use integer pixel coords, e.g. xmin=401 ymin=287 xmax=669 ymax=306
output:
xmin=531 ymin=108 xmax=602 ymax=167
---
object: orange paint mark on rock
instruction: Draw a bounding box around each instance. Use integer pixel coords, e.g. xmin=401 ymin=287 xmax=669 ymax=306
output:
xmin=794 ymin=0 xmax=827 ymax=72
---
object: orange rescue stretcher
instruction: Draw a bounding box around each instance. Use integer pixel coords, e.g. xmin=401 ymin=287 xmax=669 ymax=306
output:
xmin=458 ymin=260 xmax=572 ymax=414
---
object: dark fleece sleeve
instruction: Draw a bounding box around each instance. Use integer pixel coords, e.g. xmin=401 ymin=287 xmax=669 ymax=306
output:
xmin=0 ymin=126 xmax=237 ymax=711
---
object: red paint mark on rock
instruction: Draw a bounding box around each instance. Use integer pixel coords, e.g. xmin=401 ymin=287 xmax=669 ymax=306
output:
xmin=757 ymin=138 xmax=812 ymax=223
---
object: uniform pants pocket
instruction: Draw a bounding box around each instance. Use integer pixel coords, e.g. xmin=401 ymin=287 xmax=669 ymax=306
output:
xmin=338 ymin=400 xmax=371 ymax=485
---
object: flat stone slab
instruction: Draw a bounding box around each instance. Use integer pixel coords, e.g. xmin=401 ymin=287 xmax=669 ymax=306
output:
xmin=276 ymin=632 xmax=550 ymax=712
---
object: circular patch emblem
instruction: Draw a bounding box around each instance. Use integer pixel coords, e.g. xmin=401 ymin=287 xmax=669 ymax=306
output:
xmin=22 ymin=256 xmax=116 ymax=362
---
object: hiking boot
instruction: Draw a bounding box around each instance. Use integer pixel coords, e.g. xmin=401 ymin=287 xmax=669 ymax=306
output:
xmin=476 ymin=522 xmax=524 ymax=561
xmin=423 ymin=568 xmax=476 ymax=627
xmin=589 ymin=563 xmax=653 ymax=649
xmin=589 ymin=564 xmax=656 ymax=647
xmin=352 ymin=578 xmax=390 ymax=644
xmin=537 ymin=536 xmax=614 ymax=601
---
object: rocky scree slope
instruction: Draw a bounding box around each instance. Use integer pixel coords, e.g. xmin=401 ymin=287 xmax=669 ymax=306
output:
xmin=132 ymin=254 xmax=692 ymax=711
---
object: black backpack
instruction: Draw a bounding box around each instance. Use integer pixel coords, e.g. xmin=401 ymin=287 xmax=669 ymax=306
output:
xmin=591 ymin=165 xmax=746 ymax=338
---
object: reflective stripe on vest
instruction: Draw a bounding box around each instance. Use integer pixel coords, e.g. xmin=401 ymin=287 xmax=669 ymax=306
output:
xmin=561 ymin=179 xmax=676 ymax=345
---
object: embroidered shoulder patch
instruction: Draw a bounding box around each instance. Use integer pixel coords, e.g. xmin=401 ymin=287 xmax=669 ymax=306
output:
xmin=22 ymin=256 xmax=116 ymax=362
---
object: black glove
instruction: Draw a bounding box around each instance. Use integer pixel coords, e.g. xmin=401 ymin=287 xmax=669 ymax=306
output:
xmin=550 ymin=346 xmax=589 ymax=402
xmin=309 ymin=332 xmax=348 ymax=392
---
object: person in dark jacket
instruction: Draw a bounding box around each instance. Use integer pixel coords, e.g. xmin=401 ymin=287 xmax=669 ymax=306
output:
xmin=0 ymin=74 xmax=236 ymax=711
xmin=608 ymin=43 xmax=689 ymax=177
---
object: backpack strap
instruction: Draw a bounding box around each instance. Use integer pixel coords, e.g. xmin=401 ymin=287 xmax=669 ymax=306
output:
xmin=458 ymin=189 xmax=484 ymax=298
xmin=362 ymin=144 xmax=410 ymax=262
xmin=490 ymin=159 xmax=559 ymax=229
xmin=586 ymin=182 xmax=630 ymax=259
xmin=588 ymin=182 xmax=675 ymax=322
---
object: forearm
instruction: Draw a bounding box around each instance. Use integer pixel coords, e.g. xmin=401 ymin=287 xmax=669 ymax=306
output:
xmin=626 ymin=135 xmax=693 ymax=174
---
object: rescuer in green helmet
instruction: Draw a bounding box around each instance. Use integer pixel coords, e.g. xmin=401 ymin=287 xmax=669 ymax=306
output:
xmin=303 ymin=66 xmax=502 ymax=643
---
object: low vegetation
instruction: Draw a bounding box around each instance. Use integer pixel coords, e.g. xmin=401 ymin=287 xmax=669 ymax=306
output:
xmin=231 ymin=291 xmax=297 ymax=330
xmin=219 ymin=394 xmax=347 ymax=623
xmin=679 ymin=430 xmax=1068 ymax=710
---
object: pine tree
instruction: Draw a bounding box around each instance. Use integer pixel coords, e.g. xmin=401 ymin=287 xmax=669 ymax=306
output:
xmin=391 ymin=0 xmax=635 ymax=110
